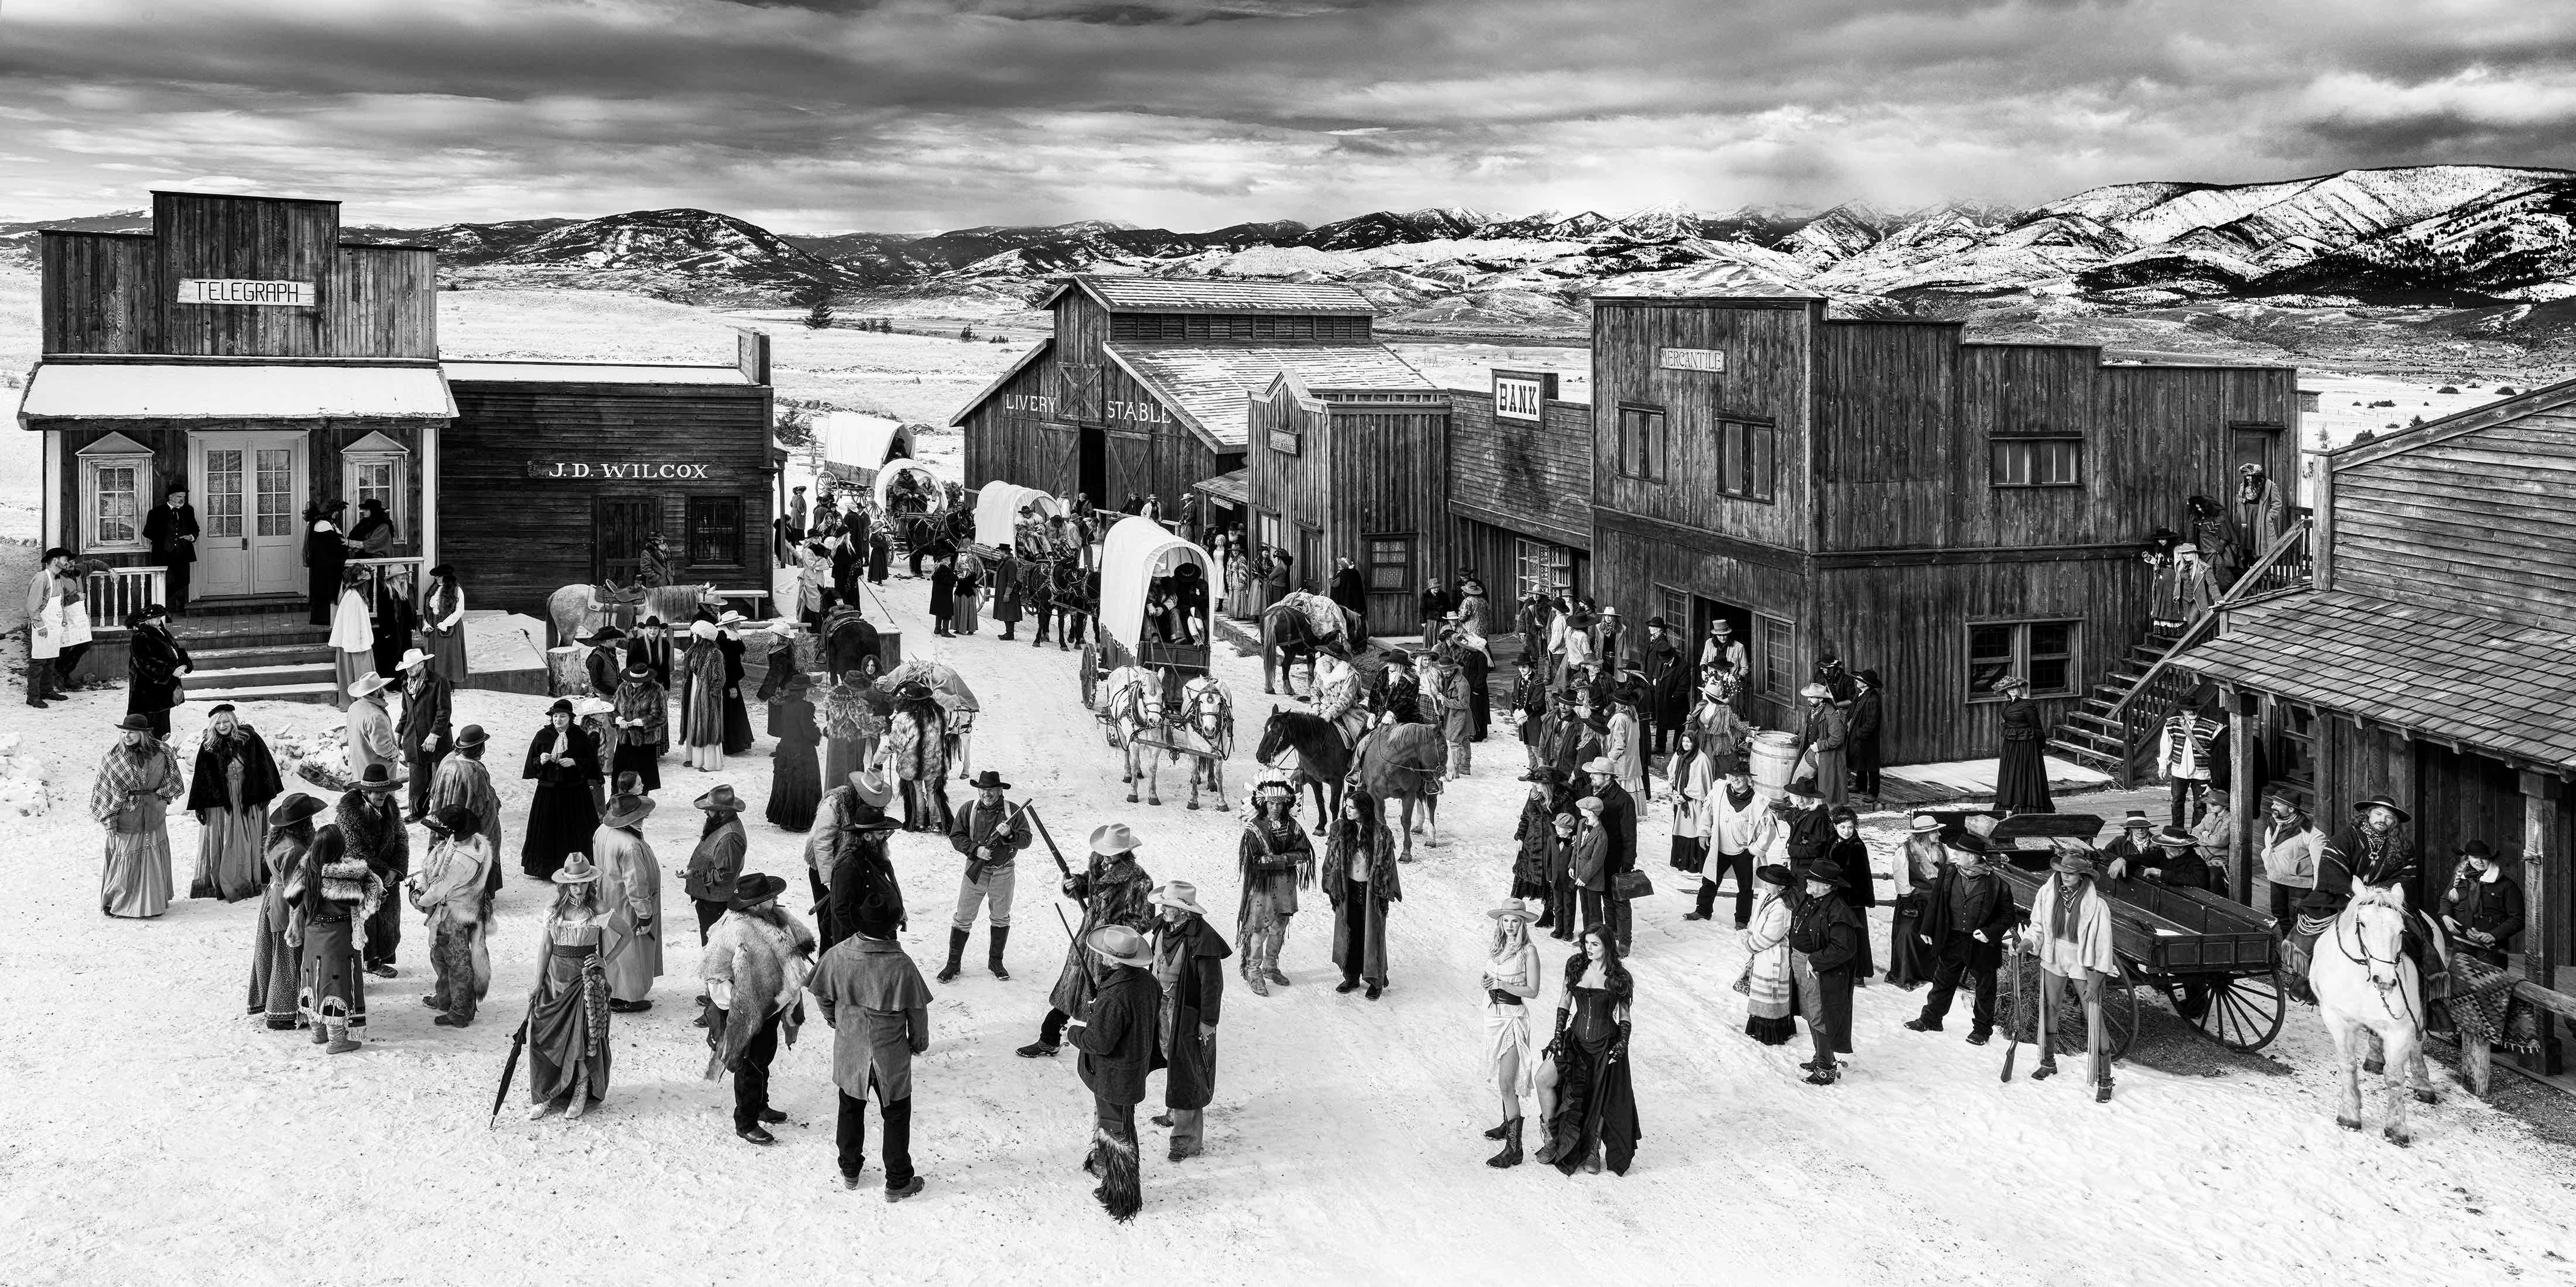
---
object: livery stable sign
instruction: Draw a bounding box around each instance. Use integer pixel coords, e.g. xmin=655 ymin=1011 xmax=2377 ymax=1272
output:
xmin=526 ymin=461 xmax=715 ymax=481
xmin=176 ymin=278 xmax=314 ymax=307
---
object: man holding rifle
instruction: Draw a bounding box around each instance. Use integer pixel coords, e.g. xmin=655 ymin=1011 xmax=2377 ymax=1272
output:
xmin=1017 ymin=822 xmax=1155 ymax=1059
xmin=943 ymin=770 xmax=1033 ymax=983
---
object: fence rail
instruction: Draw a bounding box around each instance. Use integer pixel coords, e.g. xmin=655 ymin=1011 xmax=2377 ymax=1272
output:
xmin=80 ymin=565 xmax=167 ymax=633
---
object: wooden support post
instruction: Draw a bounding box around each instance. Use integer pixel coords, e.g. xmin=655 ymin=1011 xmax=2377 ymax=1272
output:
xmin=2227 ymin=685 xmax=2259 ymax=905
xmin=2462 ymin=1032 xmax=2493 ymax=1099
xmin=2519 ymin=770 xmax=2564 ymax=1076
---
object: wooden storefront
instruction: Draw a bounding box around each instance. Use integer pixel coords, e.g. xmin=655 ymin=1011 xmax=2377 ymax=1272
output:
xmin=1443 ymin=370 xmax=1591 ymax=620
xmin=2181 ymin=382 xmax=2576 ymax=1075
xmin=1245 ymin=371 xmax=1449 ymax=634
xmin=1583 ymin=296 xmax=2298 ymax=763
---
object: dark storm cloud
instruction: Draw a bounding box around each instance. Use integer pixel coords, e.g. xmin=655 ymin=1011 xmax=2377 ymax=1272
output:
xmin=5 ymin=0 xmax=2575 ymax=229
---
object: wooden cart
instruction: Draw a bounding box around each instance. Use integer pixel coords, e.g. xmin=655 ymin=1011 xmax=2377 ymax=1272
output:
xmin=1926 ymin=812 xmax=2289 ymax=1058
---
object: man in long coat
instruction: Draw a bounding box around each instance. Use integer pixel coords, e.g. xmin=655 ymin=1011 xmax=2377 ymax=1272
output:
xmin=1907 ymin=837 xmax=2018 ymax=1044
xmin=1146 ymin=881 xmax=1229 ymax=1162
xmin=809 ymin=864 xmax=932 ymax=1201
xmin=398 ymin=649 xmax=453 ymax=825
xmin=1640 ymin=617 xmax=1691 ymax=757
xmin=337 ymin=763 xmax=409 ymax=977
xmin=345 ymin=673 xmax=400 ymax=780
xmin=1847 ymin=670 xmax=1885 ymax=802
xmin=1066 ymin=924 xmax=1161 ymax=1223
xmin=142 ymin=488 xmax=198 ymax=613
xmin=427 ymin=725 xmax=506 ymax=894
xmin=593 ymin=791 xmax=664 ymax=1012
xmin=1018 ymin=823 xmax=1154 ymax=1058
xmin=1795 ymin=683 xmax=1849 ymax=810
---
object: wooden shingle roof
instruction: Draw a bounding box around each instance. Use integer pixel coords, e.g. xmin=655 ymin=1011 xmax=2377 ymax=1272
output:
xmin=1103 ymin=342 xmax=1437 ymax=449
xmin=1044 ymin=276 xmax=1375 ymax=314
xmin=2180 ymin=589 xmax=2576 ymax=770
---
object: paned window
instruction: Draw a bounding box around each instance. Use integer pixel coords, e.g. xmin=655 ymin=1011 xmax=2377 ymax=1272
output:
xmin=1616 ymin=405 xmax=1667 ymax=482
xmin=1991 ymin=438 xmax=2083 ymax=487
xmin=1514 ymin=539 xmax=1571 ymax=601
xmin=1967 ymin=620 xmax=2081 ymax=701
xmin=687 ymin=495 xmax=745 ymax=565
xmin=1756 ymin=613 xmax=1794 ymax=698
xmin=1366 ymin=534 xmax=1413 ymax=592
xmin=1719 ymin=418 xmax=1777 ymax=502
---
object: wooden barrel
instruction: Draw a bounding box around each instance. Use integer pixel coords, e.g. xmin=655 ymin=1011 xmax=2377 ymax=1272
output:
xmin=1749 ymin=730 xmax=1800 ymax=801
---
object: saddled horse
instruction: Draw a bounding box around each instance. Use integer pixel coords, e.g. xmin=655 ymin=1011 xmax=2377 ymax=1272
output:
xmin=1255 ymin=708 xmax=1352 ymax=831
xmin=1260 ymin=598 xmax=1349 ymax=698
xmin=1351 ymin=715 xmax=1446 ymax=860
xmin=2311 ymin=883 xmax=2437 ymax=1147
xmin=548 ymin=581 xmax=716 ymax=647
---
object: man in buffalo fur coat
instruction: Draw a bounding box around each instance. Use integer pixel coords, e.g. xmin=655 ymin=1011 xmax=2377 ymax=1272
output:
xmin=1067 ymin=924 xmax=1161 ymax=1222
xmin=1018 ymin=824 xmax=1155 ymax=1058
xmin=699 ymin=873 xmax=817 ymax=1146
xmin=337 ymin=766 xmax=409 ymax=978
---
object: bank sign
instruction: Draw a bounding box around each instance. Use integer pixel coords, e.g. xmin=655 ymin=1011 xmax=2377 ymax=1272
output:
xmin=1493 ymin=374 xmax=1546 ymax=422
xmin=526 ymin=461 xmax=715 ymax=480
xmin=176 ymin=278 xmax=314 ymax=307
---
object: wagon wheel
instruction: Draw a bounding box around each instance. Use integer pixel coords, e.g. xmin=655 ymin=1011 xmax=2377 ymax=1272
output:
xmin=2160 ymin=970 xmax=2287 ymax=1053
xmin=1078 ymin=641 xmax=1100 ymax=709
xmin=2004 ymin=956 xmax=2140 ymax=1061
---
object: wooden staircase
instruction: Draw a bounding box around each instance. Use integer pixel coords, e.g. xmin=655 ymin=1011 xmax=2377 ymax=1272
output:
xmin=175 ymin=608 xmax=340 ymax=706
xmin=2047 ymin=623 xmax=2184 ymax=778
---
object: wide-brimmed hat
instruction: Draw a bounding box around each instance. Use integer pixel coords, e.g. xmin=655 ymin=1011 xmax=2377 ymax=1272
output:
xmin=1599 ymin=605 xmax=1621 ymax=618
xmin=1908 ymin=815 xmax=1942 ymax=834
xmin=2351 ymin=793 xmax=2411 ymax=823
xmin=1645 ymin=615 xmax=1669 ymax=629
xmin=577 ymin=626 xmax=626 ymax=646
xmin=1151 ymin=881 xmax=1209 ymax=916
xmin=848 ymin=769 xmax=894 ymax=808
xmin=727 ymin=871 xmax=789 ymax=911
xmin=717 ymin=610 xmax=749 ymax=627
xmin=967 ymin=770 xmax=1012 ymax=791
xmin=1799 ymin=682 xmax=1832 ymax=701
xmin=695 ymin=784 xmax=746 ymax=814
xmin=1756 ymin=863 xmax=1793 ymax=887
xmin=624 ymin=660 xmax=655 ymax=679
xmin=269 ymin=792 xmax=327 ymax=826
xmin=354 ymin=763 xmax=402 ymax=792
xmin=1089 ymin=822 xmax=1142 ymax=855
xmin=1785 ymin=776 xmax=1821 ymax=799
xmin=1806 ymin=861 xmax=1848 ymax=888
xmin=1992 ymin=675 xmax=2030 ymax=694
xmin=2120 ymin=809 xmax=2153 ymax=829
xmin=2051 ymin=847 xmax=2099 ymax=877
xmin=433 ymin=804 xmax=483 ymax=838
xmin=1579 ymin=756 xmax=1614 ymax=776
xmin=348 ymin=672 xmax=393 ymax=699
xmin=454 ymin=724 xmax=488 ymax=750
xmin=601 ymin=794 xmax=656 ymax=828
xmin=114 ymin=713 xmax=156 ymax=733
xmin=2155 ymin=826 xmax=2197 ymax=847
xmin=1088 ymin=924 xmax=1152 ymax=966
xmin=1486 ymin=902 xmax=1540 ymax=923
xmin=552 ymin=854 xmax=600 ymax=884
xmin=396 ymin=647 xmax=434 ymax=671
xmin=574 ymin=696 xmax=614 ymax=719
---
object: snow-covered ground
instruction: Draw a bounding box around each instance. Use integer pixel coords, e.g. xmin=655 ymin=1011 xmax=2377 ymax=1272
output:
xmin=3 ymin=568 xmax=2572 ymax=1287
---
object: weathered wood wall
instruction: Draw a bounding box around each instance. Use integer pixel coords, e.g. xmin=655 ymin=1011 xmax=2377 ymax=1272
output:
xmin=2331 ymin=409 xmax=2576 ymax=629
xmin=49 ymin=418 xmax=428 ymax=568
xmin=1591 ymin=519 xmax=1810 ymax=732
xmin=1448 ymin=516 xmax=1588 ymax=613
xmin=1445 ymin=388 xmax=1593 ymax=550
xmin=443 ymin=382 xmax=773 ymax=619
xmin=1591 ymin=297 xmax=1817 ymax=552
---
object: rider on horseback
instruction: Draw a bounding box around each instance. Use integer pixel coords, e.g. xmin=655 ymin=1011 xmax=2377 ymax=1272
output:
xmin=2286 ymin=794 xmax=2424 ymax=1004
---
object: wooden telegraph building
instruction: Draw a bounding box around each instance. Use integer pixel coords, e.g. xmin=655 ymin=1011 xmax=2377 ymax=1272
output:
xmin=19 ymin=190 xmax=774 ymax=644
xmin=1443 ymin=368 xmax=1594 ymax=616
xmin=954 ymin=275 xmax=1431 ymax=517
xmin=1584 ymin=295 xmax=2298 ymax=761
xmin=1245 ymin=367 xmax=1449 ymax=635
xmin=2179 ymin=385 xmax=2576 ymax=1070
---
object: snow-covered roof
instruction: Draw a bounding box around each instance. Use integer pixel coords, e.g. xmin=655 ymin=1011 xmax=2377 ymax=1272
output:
xmin=1104 ymin=342 xmax=1438 ymax=449
xmin=440 ymin=361 xmax=752 ymax=385
xmin=18 ymin=360 xmax=455 ymax=424
xmin=1098 ymin=516 xmax=1213 ymax=653
xmin=1044 ymin=276 xmax=1374 ymax=314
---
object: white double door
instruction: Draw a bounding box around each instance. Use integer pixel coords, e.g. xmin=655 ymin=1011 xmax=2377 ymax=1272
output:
xmin=191 ymin=430 xmax=307 ymax=599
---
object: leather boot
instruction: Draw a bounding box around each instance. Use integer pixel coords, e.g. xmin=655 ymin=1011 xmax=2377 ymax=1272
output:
xmin=987 ymin=926 xmax=1010 ymax=980
xmin=324 ymin=1018 xmax=360 ymax=1055
xmin=1485 ymin=1117 xmax=1524 ymax=1168
xmin=937 ymin=928 xmax=968 ymax=984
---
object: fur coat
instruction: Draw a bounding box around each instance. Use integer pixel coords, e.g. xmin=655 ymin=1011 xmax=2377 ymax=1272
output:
xmin=885 ymin=700 xmax=947 ymax=783
xmin=337 ymin=788 xmax=410 ymax=883
xmin=700 ymin=907 xmax=818 ymax=1078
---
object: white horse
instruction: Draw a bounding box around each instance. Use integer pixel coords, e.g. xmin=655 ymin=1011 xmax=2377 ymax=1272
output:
xmin=1098 ymin=664 xmax=1166 ymax=805
xmin=2310 ymin=884 xmax=2437 ymax=1147
xmin=1162 ymin=674 xmax=1234 ymax=812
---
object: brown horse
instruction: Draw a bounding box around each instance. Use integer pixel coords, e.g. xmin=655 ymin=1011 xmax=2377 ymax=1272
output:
xmin=1260 ymin=598 xmax=1349 ymax=698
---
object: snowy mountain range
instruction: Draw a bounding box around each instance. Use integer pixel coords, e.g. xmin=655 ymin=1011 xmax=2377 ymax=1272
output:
xmin=12 ymin=166 xmax=2576 ymax=342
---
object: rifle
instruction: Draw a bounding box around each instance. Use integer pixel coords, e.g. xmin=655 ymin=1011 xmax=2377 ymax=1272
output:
xmin=965 ymin=798 xmax=1039 ymax=886
xmin=1026 ymin=804 xmax=1077 ymax=883
xmin=2001 ymin=939 xmax=2025 ymax=1084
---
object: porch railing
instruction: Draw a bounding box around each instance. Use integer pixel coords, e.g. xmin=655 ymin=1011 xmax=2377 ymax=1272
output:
xmin=2104 ymin=517 xmax=2313 ymax=785
xmin=350 ymin=557 xmax=427 ymax=612
xmin=81 ymin=565 xmax=167 ymax=633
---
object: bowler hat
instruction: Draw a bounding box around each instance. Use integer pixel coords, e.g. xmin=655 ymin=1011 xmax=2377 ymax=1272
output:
xmin=2351 ymin=793 xmax=2411 ymax=823
xmin=544 ymin=697 xmax=576 ymax=718
xmin=454 ymin=724 xmax=488 ymax=750
xmin=354 ymin=763 xmax=402 ymax=792
xmin=1151 ymin=881 xmax=1209 ymax=917
xmin=2155 ymin=826 xmax=2197 ymax=847
xmin=268 ymin=792 xmax=327 ymax=826
xmin=967 ymin=770 xmax=1012 ymax=791
xmin=695 ymin=784 xmax=746 ymax=814
xmin=726 ymin=871 xmax=789 ymax=911
xmin=1645 ymin=616 xmax=1669 ymax=629
xmin=624 ymin=660 xmax=654 ymax=679
xmin=2121 ymin=810 xmax=2153 ymax=829
xmin=1088 ymin=924 xmax=1152 ymax=966
xmin=1089 ymin=822 xmax=1142 ymax=855
xmin=114 ymin=713 xmax=156 ymax=733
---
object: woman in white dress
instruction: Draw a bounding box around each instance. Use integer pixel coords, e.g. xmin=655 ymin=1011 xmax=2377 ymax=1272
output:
xmin=327 ymin=568 xmax=375 ymax=711
xmin=1480 ymin=902 xmax=1544 ymax=1168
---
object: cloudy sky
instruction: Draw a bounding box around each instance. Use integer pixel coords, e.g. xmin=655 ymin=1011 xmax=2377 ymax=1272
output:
xmin=4 ymin=0 xmax=2574 ymax=232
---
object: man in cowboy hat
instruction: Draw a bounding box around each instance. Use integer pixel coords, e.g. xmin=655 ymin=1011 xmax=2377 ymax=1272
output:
xmin=1581 ymin=756 xmax=1638 ymax=953
xmin=2100 ymin=810 xmax=2159 ymax=877
xmin=408 ymin=805 xmax=492 ymax=1027
xmin=2158 ymin=682 xmax=2228 ymax=828
xmin=2137 ymin=826 xmax=2216 ymax=892
xmin=2256 ymin=788 xmax=2321 ymax=925
xmin=396 ymin=646 xmax=453 ymax=825
xmin=1701 ymin=617 xmax=1748 ymax=688
xmin=1064 ymin=923 xmax=1162 ymax=1222
xmin=338 ymin=762 xmax=410 ymax=977
xmin=1908 ymin=826 xmax=2017 ymax=1045
xmin=2303 ymin=794 xmax=2421 ymax=921
xmin=700 ymin=871 xmax=818 ymax=1147
xmin=1146 ymin=881 xmax=1229 ymax=1162
xmin=1787 ymin=858 xmax=1865 ymax=1085
xmin=2021 ymin=845 xmax=2119 ymax=1101
xmin=943 ymin=769 xmax=1033 ymax=983
xmin=594 ymin=786 xmax=663 ymax=1013
xmin=808 ymin=852 xmax=932 ymax=1201
xmin=1847 ymin=668 xmax=1884 ymax=802
xmin=427 ymin=724 xmax=505 ymax=894
xmin=345 ymin=671 xmax=401 ymax=781
xmin=1019 ymin=823 xmax=1155 ymax=1059
xmin=1794 ymin=682 xmax=1849 ymax=810
xmin=812 ymin=768 xmax=900 ymax=951
xmin=683 ymin=785 xmax=752 ymax=946
xmin=1640 ymin=616 xmax=1690 ymax=759
xmin=579 ymin=626 xmax=629 ymax=700
xmin=1778 ymin=775 xmax=1835 ymax=886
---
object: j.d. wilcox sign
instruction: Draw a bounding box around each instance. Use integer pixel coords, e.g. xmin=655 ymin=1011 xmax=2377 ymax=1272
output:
xmin=526 ymin=461 xmax=715 ymax=481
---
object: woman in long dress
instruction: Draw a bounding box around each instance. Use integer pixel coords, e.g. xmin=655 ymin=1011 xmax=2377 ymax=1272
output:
xmin=678 ymin=621 xmax=729 ymax=771
xmin=1665 ymin=729 xmax=1712 ymax=876
xmin=304 ymin=500 xmax=350 ymax=627
xmin=1481 ymin=902 xmax=1544 ymax=1168
xmin=1533 ymin=924 xmax=1640 ymax=1176
xmin=249 ymin=794 xmax=325 ymax=1029
xmin=124 ymin=606 xmax=191 ymax=740
xmin=527 ymin=855 xmax=617 ymax=1119
xmin=94 ymin=715 xmax=186 ymax=918
xmin=520 ymin=699 xmax=602 ymax=882
xmin=185 ymin=705 xmax=283 ymax=902
xmin=328 ymin=569 xmax=374 ymax=711
xmin=292 ymin=823 xmax=381 ymax=1053
xmin=951 ymin=548 xmax=983 ymax=636
xmin=610 ymin=660 xmax=667 ymax=792
xmin=766 ymin=672 xmax=824 ymax=831
xmin=1991 ymin=675 xmax=2054 ymax=816
xmin=1324 ymin=790 xmax=1402 ymax=999
xmin=718 ymin=620 xmax=755 ymax=756
xmin=1885 ymin=817 xmax=1948 ymax=989
xmin=1742 ymin=863 xmax=1798 ymax=1045
xmin=592 ymin=794 xmax=664 ymax=1014
xmin=419 ymin=564 xmax=468 ymax=683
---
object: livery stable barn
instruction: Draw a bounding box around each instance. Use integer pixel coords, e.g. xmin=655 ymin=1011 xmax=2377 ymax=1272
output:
xmin=1582 ymin=294 xmax=2299 ymax=764
xmin=2177 ymin=383 xmax=2576 ymax=1075
xmin=1441 ymin=368 xmax=1593 ymax=630
xmin=954 ymin=275 xmax=1428 ymax=517
xmin=18 ymin=190 xmax=775 ymax=693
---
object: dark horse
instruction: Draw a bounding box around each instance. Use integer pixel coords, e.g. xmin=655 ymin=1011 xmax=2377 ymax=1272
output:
xmin=1255 ymin=708 xmax=1349 ymax=831
xmin=1260 ymin=600 xmax=1348 ymax=699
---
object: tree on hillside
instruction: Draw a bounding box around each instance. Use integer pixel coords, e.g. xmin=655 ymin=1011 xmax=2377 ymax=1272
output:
xmin=959 ymin=324 xmax=978 ymax=342
xmin=801 ymin=284 xmax=835 ymax=330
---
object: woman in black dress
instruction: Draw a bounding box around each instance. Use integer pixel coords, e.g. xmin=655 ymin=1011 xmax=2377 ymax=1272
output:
xmin=718 ymin=619 xmax=754 ymax=755
xmin=1885 ymin=815 xmax=1948 ymax=989
xmin=1533 ymin=925 xmax=1639 ymax=1176
xmin=766 ymin=672 xmax=823 ymax=832
xmin=1991 ymin=674 xmax=2054 ymax=815
xmin=520 ymin=699 xmax=602 ymax=881
xmin=348 ymin=497 xmax=398 ymax=557
xmin=124 ymin=604 xmax=192 ymax=739
xmin=928 ymin=552 xmax=957 ymax=637
xmin=303 ymin=500 xmax=350 ymax=626
xmin=370 ymin=573 xmax=417 ymax=679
